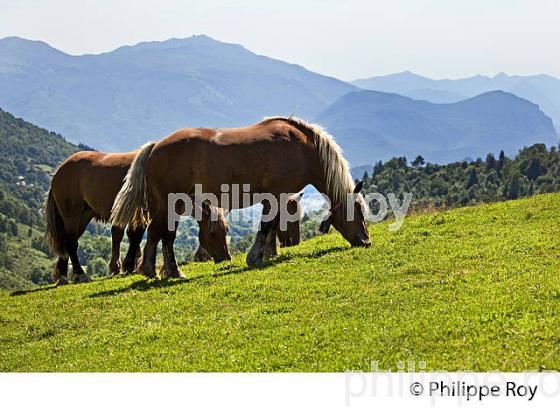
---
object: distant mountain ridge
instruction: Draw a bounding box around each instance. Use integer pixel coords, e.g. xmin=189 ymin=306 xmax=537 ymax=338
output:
xmin=352 ymin=71 xmax=560 ymax=128
xmin=0 ymin=35 xmax=356 ymax=150
xmin=1 ymin=35 xmax=558 ymax=166
xmin=315 ymin=89 xmax=558 ymax=164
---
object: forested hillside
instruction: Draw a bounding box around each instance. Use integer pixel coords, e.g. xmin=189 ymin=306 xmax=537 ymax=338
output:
xmin=360 ymin=143 xmax=560 ymax=209
xmin=0 ymin=109 xmax=83 ymax=289
xmin=0 ymin=110 xmax=122 ymax=289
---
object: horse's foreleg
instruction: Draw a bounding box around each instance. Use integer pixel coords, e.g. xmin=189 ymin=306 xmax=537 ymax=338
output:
xmin=138 ymin=221 xmax=160 ymax=279
xmin=247 ymin=216 xmax=279 ymax=267
xmin=109 ymin=226 xmax=124 ymax=276
xmin=277 ymin=227 xmax=287 ymax=248
xmin=52 ymin=257 xmax=69 ymax=286
xmin=122 ymin=226 xmax=144 ymax=274
xmin=160 ymin=222 xmax=185 ymax=279
xmin=67 ymin=237 xmax=91 ymax=283
xmin=263 ymin=215 xmax=279 ymax=260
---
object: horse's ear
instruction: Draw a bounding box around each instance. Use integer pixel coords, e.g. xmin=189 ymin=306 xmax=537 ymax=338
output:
xmin=319 ymin=218 xmax=331 ymax=234
xmin=354 ymin=181 xmax=364 ymax=194
xmin=197 ymin=201 xmax=211 ymax=217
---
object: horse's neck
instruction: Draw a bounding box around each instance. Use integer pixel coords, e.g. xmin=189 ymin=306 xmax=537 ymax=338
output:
xmin=309 ymin=167 xmax=339 ymax=207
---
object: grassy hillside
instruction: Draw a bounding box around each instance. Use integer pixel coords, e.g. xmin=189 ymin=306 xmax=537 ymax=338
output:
xmin=1 ymin=193 xmax=558 ymax=371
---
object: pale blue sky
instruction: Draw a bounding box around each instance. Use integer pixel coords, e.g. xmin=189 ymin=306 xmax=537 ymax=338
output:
xmin=0 ymin=0 xmax=558 ymax=80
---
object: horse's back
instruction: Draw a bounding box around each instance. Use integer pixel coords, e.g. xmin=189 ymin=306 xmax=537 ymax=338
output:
xmin=52 ymin=151 xmax=136 ymax=219
xmin=157 ymin=119 xmax=309 ymax=148
xmin=146 ymin=119 xmax=314 ymax=203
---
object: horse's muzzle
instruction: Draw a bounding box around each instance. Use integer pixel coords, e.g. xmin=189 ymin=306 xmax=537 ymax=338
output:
xmin=353 ymin=240 xmax=371 ymax=248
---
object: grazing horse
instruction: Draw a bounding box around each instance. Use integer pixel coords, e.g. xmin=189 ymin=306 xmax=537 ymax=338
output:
xmin=111 ymin=116 xmax=370 ymax=278
xmin=45 ymin=150 xmax=230 ymax=284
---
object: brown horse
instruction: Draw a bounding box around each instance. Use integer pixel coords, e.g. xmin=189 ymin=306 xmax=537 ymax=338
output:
xmin=111 ymin=116 xmax=370 ymax=278
xmin=45 ymin=150 xmax=230 ymax=284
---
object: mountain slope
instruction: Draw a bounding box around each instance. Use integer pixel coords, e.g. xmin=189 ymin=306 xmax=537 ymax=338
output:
xmin=352 ymin=71 xmax=560 ymax=128
xmin=315 ymin=90 xmax=558 ymax=164
xmin=0 ymin=36 xmax=356 ymax=150
xmin=1 ymin=194 xmax=559 ymax=371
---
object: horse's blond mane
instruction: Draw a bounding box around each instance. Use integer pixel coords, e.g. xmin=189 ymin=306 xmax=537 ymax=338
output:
xmin=262 ymin=116 xmax=355 ymax=208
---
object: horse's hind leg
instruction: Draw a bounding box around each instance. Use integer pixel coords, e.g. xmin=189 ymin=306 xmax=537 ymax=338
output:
xmin=66 ymin=211 xmax=94 ymax=283
xmin=138 ymin=220 xmax=162 ymax=279
xmin=52 ymin=257 xmax=69 ymax=286
xmin=247 ymin=219 xmax=278 ymax=266
xmin=263 ymin=215 xmax=279 ymax=260
xmin=122 ymin=226 xmax=144 ymax=274
xmin=108 ymin=226 xmax=125 ymax=276
xmin=160 ymin=221 xmax=185 ymax=279
xmin=247 ymin=200 xmax=280 ymax=266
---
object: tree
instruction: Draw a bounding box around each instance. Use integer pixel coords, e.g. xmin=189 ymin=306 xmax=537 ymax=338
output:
xmin=10 ymin=221 xmax=18 ymax=237
xmin=497 ymin=150 xmax=506 ymax=173
xmin=0 ymin=233 xmax=7 ymax=252
xmin=87 ymin=257 xmax=108 ymax=277
xmin=467 ymin=167 xmax=479 ymax=188
xmin=485 ymin=153 xmax=496 ymax=170
xmin=524 ymin=158 xmax=542 ymax=181
xmin=412 ymin=155 xmax=425 ymax=168
xmin=507 ymin=174 xmax=521 ymax=199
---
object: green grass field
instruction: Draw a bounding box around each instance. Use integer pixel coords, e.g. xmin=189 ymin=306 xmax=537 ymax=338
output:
xmin=1 ymin=194 xmax=559 ymax=372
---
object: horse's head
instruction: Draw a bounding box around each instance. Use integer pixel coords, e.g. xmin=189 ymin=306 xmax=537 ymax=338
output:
xmin=321 ymin=181 xmax=371 ymax=247
xmin=197 ymin=203 xmax=232 ymax=263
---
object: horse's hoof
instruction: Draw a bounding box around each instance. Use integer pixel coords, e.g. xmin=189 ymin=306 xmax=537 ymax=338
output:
xmin=159 ymin=265 xmax=186 ymax=279
xmin=168 ymin=269 xmax=186 ymax=279
xmin=246 ymin=244 xmax=264 ymax=267
xmin=246 ymin=252 xmax=264 ymax=267
xmin=72 ymin=273 xmax=92 ymax=284
xmin=108 ymin=263 xmax=122 ymax=276
xmin=263 ymin=246 xmax=278 ymax=260
xmin=56 ymin=276 xmax=69 ymax=286
xmin=139 ymin=267 xmax=157 ymax=279
xmin=122 ymin=263 xmax=136 ymax=275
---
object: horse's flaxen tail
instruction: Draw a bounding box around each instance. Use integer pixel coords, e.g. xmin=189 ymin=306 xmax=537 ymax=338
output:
xmin=110 ymin=141 xmax=157 ymax=229
xmin=44 ymin=189 xmax=67 ymax=258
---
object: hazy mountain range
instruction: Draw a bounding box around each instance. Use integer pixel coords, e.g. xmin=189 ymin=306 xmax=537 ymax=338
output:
xmin=0 ymin=35 xmax=558 ymax=166
xmin=352 ymin=71 xmax=560 ymax=129
xmin=0 ymin=35 xmax=354 ymax=150
xmin=318 ymin=90 xmax=557 ymax=165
